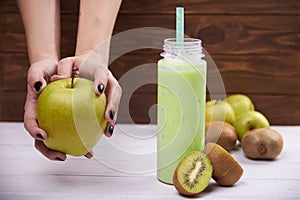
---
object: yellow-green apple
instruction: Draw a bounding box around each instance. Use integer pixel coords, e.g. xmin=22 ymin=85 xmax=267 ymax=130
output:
xmin=205 ymin=100 xmax=235 ymax=124
xmin=233 ymin=110 xmax=270 ymax=141
xmin=37 ymin=78 xmax=107 ymax=156
xmin=226 ymin=94 xmax=254 ymax=117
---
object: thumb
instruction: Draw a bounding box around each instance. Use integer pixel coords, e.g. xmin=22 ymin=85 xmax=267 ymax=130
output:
xmin=51 ymin=57 xmax=76 ymax=82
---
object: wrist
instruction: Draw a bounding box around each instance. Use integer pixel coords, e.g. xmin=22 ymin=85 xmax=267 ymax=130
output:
xmin=30 ymin=58 xmax=58 ymax=68
xmin=29 ymin=53 xmax=59 ymax=65
xmin=75 ymin=46 xmax=109 ymax=67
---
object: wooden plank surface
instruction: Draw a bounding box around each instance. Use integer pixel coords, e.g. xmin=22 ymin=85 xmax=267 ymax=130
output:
xmin=122 ymin=93 xmax=300 ymax=125
xmin=2 ymin=14 xmax=299 ymax=55
xmin=0 ymin=123 xmax=300 ymax=199
xmin=2 ymin=0 xmax=300 ymax=15
xmin=2 ymin=52 xmax=300 ymax=95
xmin=1 ymin=52 xmax=300 ymax=124
xmin=0 ymin=0 xmax=299 ymax=124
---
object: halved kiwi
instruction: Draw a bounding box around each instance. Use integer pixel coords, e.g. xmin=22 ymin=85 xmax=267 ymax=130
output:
xmin=204 ymin=143 xmax=243 ymax=186
xmin=173 ymin=151 xmax=213 ymax=196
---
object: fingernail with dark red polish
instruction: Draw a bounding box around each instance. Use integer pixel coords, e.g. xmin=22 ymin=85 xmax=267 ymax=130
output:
xmin=34 ymin=81 xmax=43 ymax=92
xmin=36 ymin=133 xmax=44 ymax=141
xmin=55 ymin=157 xmax=64 ymax=161
xmin=97 ymin=84 xmax=104 ymax=94
xmin=109 ymin=110 xmax=115 ymax=120
xmin=108 ymin=125 xmax=114 ymax=135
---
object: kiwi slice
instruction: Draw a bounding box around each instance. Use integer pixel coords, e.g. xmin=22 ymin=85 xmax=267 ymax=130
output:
xmin=173 ymin=151 xmax=213 ymax=196
xmin=204 ymin=143 xmax=243 ymax=186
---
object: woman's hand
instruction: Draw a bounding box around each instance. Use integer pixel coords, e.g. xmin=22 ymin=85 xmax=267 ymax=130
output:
xmin=24 ymin=59 xmax=68 ymax=161
xmin=18 ymin=0 xmax=122 ymax=161
xmin=51 ymin=54 xmax=122 ymax=138
xmin=24 ymin=59 xmax=98 ymax=161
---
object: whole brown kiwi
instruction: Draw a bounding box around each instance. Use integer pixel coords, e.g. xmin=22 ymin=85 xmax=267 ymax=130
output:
xmin=241 ymin=128 xmax=283 ymax=160
xmin=203 ymin=143 xmax=244 ymax=186
xmin=205 ymin=121 xmax=237 ymax=151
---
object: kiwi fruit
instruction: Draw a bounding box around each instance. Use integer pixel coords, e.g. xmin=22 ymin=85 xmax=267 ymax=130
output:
xmin=203 ymin=143 xmax=243 ymax=186
xmin=205 ymin=121 xmax=237 ymax=151
xmin=241 ymin=128 xmax=283 ymax=160
xmin=173 ymin=151 xmax=213 ymax=196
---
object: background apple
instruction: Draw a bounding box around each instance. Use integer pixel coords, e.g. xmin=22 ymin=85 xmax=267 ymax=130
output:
xmin=233 ymin=110 xmax=270 ymax=141
xmin=205 ymin=100 xmax=235 ymax=124
xmin=226 ymin=94 xmax=254 ymax=117
xmin=37 ymin=78 xmax=107 ymax=156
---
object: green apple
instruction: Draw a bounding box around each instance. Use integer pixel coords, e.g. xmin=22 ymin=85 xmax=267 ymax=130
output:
xmin=226 ymin=94 xmax=254 ymax=117
xmin=37 ymin=78 xmax=107 ymax=156
xmin=205 ymin=100 xmax=235 ymax=124
xmin=233 ymin=110 xmax=270 ymax=141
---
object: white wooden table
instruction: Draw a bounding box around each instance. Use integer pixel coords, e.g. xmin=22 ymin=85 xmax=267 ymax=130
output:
xmin=0 ymin=122 xmax=299 ymax=200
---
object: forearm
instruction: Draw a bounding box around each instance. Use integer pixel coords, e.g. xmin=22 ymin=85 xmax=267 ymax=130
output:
xmin=17 ymin=0 xmax=60 ymax=64
xmin=75 ymin=0 xmax=122 ymax=64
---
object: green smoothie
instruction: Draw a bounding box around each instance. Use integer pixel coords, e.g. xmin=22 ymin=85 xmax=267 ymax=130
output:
xmin=157 ymin=57 xmax=207 ymax=184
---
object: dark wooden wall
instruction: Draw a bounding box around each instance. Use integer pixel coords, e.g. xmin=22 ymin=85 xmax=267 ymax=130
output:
xmin=0 ymin=0 xmax=299 ymax=125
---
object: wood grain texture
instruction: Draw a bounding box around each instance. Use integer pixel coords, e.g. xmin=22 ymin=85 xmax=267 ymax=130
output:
xmin=3 ymin=0 xmax=299 ymax=15
xmin=2 ymin=14 xmax=299 ymax=56
xmin=0 ymin=91 xmax=26 ymax=122
xmin=2 ymin=53 xmax=299 ymax=95
xmin=0 ymin=0 xmax=299 ymax=124
xmin=118 ymin=0 xmax=300 ymax=15
xmin=1 ymin=51 xmax=300 ymax=124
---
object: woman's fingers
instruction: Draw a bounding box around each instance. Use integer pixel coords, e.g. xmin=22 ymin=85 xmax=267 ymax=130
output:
xmin=93 ymin=67 xmax=109 ymax=96
xmin=103 ymin=72 xmax=122 ymax=137
xmin=27 ymin=60 xmax=56 ymax=93
xmin=25 ymin=61 xmax=55 ymax=141
xmin=24 ymin=85 xmax=48 ymax=141
xmin=24 ymin=59 xmax=64 ymax=161
xmin=34 ymin=140 xmax=67 ymax=161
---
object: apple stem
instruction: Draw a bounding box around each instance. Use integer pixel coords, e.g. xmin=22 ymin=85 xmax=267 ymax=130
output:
xmin=71 ymin=69 xmax=77 ymax=88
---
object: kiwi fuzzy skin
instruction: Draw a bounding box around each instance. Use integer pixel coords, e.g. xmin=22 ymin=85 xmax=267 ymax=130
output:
xmin=203 ymin=143 xmax=243 ymax=186
xmin=205 ymin=121 xmax=237 ymax=151
xmin=241 ymin=128 xmax=283 ymax=160
xmin=173 ymin=151 xmax=213 ymax=196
